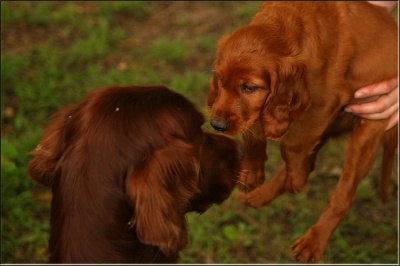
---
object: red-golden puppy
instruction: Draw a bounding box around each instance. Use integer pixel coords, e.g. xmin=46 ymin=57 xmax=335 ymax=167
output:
xmin=207 ymin=2 xmax=398 ymax=263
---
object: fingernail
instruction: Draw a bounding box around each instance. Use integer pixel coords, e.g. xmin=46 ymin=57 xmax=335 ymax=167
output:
xmin=344 ymin=107 xmax=352 ymax=112
xmin=355 ymin=91 xmax=366 ymax=98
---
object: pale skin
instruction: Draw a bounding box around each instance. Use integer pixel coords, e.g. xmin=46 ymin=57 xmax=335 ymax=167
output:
xmin=345 ymin=1 xmax=399 ymax=130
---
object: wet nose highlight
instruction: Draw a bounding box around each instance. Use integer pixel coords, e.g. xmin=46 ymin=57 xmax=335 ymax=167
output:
xmin=210 ymin=118 xmax=229 ymax=132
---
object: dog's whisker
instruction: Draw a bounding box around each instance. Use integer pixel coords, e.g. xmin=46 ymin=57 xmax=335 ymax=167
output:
xmin=240 ymin=125 xmax=259 ymax=146
xmin=235 ymin=180 xmax=246 ymax=186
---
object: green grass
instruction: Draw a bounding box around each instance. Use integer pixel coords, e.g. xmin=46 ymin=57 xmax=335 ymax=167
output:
xmin=1 ymin=1 xmax=398 ymax=264
xmin=147 ymin=37 xmax=187 ymax=63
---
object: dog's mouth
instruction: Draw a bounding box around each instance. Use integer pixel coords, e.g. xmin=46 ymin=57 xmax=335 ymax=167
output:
xmin=187 ymin=196 xmax=211 ymax=214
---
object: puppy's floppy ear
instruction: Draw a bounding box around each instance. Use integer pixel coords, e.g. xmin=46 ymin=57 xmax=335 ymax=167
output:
xmin=126 ymin=139 xmax=199 ymax=255
xmin=261 ymin=61 xmax=311 ymax=140
xmin=28 ymin=106 xmax=75 ymax=186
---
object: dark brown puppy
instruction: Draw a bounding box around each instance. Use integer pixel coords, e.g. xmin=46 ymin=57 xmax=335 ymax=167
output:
xmin=29 ymin=85 xmax=242 ymax=263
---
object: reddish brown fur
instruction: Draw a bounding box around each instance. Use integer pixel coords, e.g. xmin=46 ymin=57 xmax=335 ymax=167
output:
xmin=28 ymin=85 xmax=242 ymax=263
xmin=207 ymin=2 xmax=398 ymax=263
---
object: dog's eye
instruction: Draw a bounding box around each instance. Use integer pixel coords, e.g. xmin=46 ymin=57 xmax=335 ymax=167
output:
xmin=241 ymin=83 xmax=258 ymax=93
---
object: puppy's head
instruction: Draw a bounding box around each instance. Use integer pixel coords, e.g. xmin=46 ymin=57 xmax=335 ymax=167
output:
xmin=208 ymin=24 xmax=311 ymax=140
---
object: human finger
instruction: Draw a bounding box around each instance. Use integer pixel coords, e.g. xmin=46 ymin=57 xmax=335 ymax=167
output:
xmin=354 ymin=77 xmax=398 ymax=99
xmin=356 ymin=101 xmax=398 ymax=120
xmin=385 ymin=112 xmax=399 ymax=130
xmin=346 ymin=86 xmax=398 ymax=116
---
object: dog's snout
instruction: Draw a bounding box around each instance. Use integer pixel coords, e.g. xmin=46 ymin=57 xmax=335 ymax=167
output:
xmin=210 ymin=118 xmax=229 ymax=132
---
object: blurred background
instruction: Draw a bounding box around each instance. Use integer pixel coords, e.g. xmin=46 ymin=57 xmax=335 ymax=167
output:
xmin=1 ymin=1 xmax=398 ymax=263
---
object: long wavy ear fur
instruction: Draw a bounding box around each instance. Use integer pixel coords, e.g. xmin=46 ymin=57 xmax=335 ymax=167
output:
xmin=28 ymin=106 xmax=75 ymax=186
xmin=126 ymin=139 xmax=199 ymax=255
xmin=261 ymin=61 xmax=310 ymax=140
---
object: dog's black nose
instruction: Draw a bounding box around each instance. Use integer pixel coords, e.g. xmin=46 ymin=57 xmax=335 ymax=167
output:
xmin=210 ymin=118 xmax=229 ymax=132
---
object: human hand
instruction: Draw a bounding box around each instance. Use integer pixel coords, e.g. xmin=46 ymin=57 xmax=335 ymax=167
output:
xmin=345 ymin=77 xmax=399 ymax=130
xmin=368 ymin=1 xmax=398 ymax=12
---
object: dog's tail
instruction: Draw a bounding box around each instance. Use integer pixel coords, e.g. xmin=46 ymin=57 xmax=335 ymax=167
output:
xmin=380 ymin=125 xmax=398 ymax=203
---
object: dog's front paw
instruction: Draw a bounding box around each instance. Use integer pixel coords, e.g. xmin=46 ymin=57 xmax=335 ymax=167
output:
xmin=237 ymin=187 xmax=268 ymax=208
xmin=291 ymin=226 xmax=326 ymax=263
xmin=237 ymin=167 xmax=265 ymax=192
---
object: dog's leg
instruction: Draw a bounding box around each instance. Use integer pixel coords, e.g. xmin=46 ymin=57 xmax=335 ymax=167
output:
xmin=237 ymin=134 xmax=321 ymax=206
xmin=237 ymin=121 xmax=267 ymax=192
xmin=237 ymin=98 xmax=361 ymax=207
xmin=237 ymin=106 xmax=338 ymax=207
xmin=291 ymin=119 xmax=387 ymax=263
xmin=380 ymin=126 xmax=398 ymax=203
